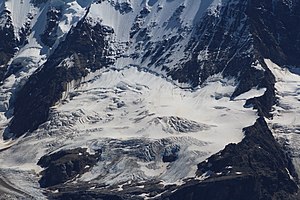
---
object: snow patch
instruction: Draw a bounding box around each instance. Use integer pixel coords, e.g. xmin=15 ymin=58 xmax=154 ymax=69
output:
xmin=234 ymin=87 xmax=266 ymax=100
xmin=251 ymin=60 xmax=265 ymax=71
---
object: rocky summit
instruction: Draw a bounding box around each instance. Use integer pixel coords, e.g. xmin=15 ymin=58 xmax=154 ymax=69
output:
xmin=0 ymin=0 xmax=300 ymax=199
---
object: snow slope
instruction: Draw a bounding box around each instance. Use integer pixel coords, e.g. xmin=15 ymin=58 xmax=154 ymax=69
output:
xmin=87 ymin=0 xmax=222 ymax=70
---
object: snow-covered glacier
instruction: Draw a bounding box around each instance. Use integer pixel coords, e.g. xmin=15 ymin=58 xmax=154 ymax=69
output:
xmin=0 ymin=0 xmax=299 ymax=199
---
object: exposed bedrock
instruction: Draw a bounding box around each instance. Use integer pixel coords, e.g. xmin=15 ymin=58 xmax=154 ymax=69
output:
xmin=38 ymin=148 xmax=101 ymax=188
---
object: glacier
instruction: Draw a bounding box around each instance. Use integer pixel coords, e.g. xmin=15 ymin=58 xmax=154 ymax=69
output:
xmin=0 ymin=0 xmax=299 ymax=199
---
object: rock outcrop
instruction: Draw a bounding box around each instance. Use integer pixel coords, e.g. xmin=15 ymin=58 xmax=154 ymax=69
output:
xmin=38 ymin=148 xmax=101 ymax=188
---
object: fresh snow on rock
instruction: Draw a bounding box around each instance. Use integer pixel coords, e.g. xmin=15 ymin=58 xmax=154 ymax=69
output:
xmin=4 ymin=0 xmax=31 ymax=39
xmin=251 ymin=60 xmax=266 ymax=71
xmin=265 ymin=59 xmax=300 ymax=176
xmin=87 ymin=0 xmax=219 ymax=71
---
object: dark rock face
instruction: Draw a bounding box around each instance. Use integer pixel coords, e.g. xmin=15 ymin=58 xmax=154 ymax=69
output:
xmin=47 ymin=179 xmax=169 ymax=200
xmin=40 ymin=7 xmax=62 ymax=47
xmin=114 ymin=1 xmax=133 ymax=14
xmin=240 ymin=59 xmax=276 ymax=118
xmin=38 ymin=148 xmax=101 ymax=188
xmin=162 ymin=145 xmax=180 ymax=163
xmin=164 ymin=175 xmax=259 ymax=200
xmin=5 ymin=15 xmax=114 ymax=139
xmin=170 ymin=0 xmax=253 ymax=89
xmin=249 ymin=0 xmax=300 ymax=67
xmin=0 ymin=9 xmax=32 ymax=80
xmin=165 ymin=0 xmax=278 ymax=125
xmin=163 ymin=118 xmax=298 ymax=200
xmin=0 ymin=10 xmax=17 ymax=81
